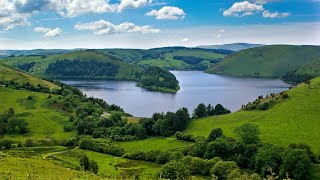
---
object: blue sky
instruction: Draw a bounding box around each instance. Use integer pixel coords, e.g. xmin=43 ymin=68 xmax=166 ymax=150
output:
xmin=0 ymin=0 xmax=319 ymax=49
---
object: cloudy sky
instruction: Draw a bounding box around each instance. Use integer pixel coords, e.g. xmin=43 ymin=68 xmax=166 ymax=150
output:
xmin=0 ymin=0 xmax=319 ymax=49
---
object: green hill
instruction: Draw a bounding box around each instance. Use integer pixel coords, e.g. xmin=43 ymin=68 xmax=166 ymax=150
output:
xmin=184 ymin=76 xmax=320 ymax=153
xmin=0 ymin=62 xmax=59 ymax=90
xmin=206 ymin=45 xmax=320 ymax=78
xmin=95 ymin=47 xmax=231 ymax=70
xmin=282 ymin=59 xmax=320 ymax=84
xmin=0 ymin=50 xmax=144 ymax=81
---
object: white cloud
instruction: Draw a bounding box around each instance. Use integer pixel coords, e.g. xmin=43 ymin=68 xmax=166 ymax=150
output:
xmin=251 ymin=0 xmax=273 ymax=4
xmin=0 ymin=0 xmax=30 ymax=30
xmin=74 ymin=20 xmax=160 ymax=35
xmin=262 ymin=10 xmax=290 ymax=18
xmin=34 ymin=27 xmax=62 ymax=37
xmin=181 ymin=38 xmax=189 ymax=42
xmin=223 ymin=1 xmax=264 ymax=17
xmin=117 ymin=0 xmax=152 ymax=12
xmin=145 ymin=6 xmax=186 ymax=20
xmin=223 ymin=1 xmax=290 ymax=18
xmin=50 ymin=0 xmax=152 ymax=17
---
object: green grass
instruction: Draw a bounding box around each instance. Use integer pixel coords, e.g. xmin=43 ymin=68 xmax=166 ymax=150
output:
xmin=0 ymin=154 xmax=100 ymax=179
xmin=0 ymin=62 xmax=59 ymax=89
xmin=138 ymin=49 xmax=225 ymax=70
xmin=117 ymin=137 xmax=192 ymax=153
xmin=0 ymin=87 xmax=74 ymax=142
xmin=206 ymin=45 xmax=320 ymax=78
xmin=184 ymin=77 xmax=320 ymax=153
xmin=50 ymin=148 xmax=162 ymax=179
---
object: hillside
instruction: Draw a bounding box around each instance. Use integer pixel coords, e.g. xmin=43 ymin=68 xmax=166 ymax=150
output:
xmin=0 ymin=50 xmax=144 ymax=81
xmin=95 ymin=47 xmax=232 ymax=71
xmin=184 ymin=76 xmax=320 ymax=152
xmin=206 ymin=45 xmax=320 ymax=78
xmin=282 ymin=59 xmax=320 ymax=84
xmin=0 ymin=62 xmax=59 ymax=90
xmin=198 ymin=43 xmax=264 ymax=51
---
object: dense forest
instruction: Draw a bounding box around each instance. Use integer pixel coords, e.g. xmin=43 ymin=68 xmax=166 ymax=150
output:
xmin=137 ymin=66 xmax=180 ymax=93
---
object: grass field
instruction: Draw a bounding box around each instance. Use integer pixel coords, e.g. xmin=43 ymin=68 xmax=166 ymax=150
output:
xmin=206 ymin=45 xmax=320 ymax=78
xmin=184 ymin=77 xmax=320 ymax=153
xmin=0 ymin=153 xmax=100 ymax=179
xmin=49 ymin=148 xmax=162 ymax=179
xmin=0 ymin=87 xmax=74 ymax=142
xmin=117 ymin=137 xmax=192 ymax=153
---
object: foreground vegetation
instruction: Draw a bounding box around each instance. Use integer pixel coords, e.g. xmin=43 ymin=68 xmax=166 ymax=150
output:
xmin=1 ymin=59 xmax=320 ymax=179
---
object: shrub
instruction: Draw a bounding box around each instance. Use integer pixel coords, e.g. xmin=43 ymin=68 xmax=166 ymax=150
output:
xmin=175 ymin=131 xmax=195 ymax=142
xmin=64 ymin=137 xmax=78 ymax=146
xmin=210 ymin=161 xmax=239 ymax=180
xmin=146 ymin=150 xmax=161 ymax=162
xmin=280 ymin=149 xmax=311 ymax=179
xmin=207 ymin=128 xmax=223 ymax=142
xmin=25 ymin=138 xmax=34 ymax=147
xmin=156 ymin=151 xmax=171 ymax=164
xmin=161 ymin=161 xmax=189 ymax=180
xmin=281 ymin=93 xmax=289 ymax=99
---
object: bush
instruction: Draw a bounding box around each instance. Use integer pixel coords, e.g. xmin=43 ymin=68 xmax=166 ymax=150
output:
xmin=175 ymin=131 xmax=195 ymax=142
xmin=64 ymin=137 xmax=78 ymax=146
xmin=280 ymin=149 xmax=311 ymax=179
xmin=146 ymin=150 xmax=161 ymax=162
xmin=25 ymin=138 xmax=34 ymax=147
xmin=156 ymin=151 xmax=171 ymax=164
xmin=234 ymin=123 xmax=260 ymax=144
xmin=124 ymin=151 xmax=146 ymax=160
xmin=281 ymin=93 xmax=289 ymax=99
xmin=210 ymin=161 xmax=239 ymax=180
xmin=207 ymin=128 xmax=223 ymax=142
xmin=161 ymin=161 xmax=189 ymax=180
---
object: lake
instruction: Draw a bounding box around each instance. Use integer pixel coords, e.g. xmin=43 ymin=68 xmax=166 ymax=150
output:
xmin=62 ymin=71 xmax=291 ymax=117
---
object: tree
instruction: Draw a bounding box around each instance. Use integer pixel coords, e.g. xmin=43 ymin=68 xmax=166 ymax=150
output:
xmin=207 ymin=128 xmax=223 ymax=142
xmin=210 ymin=161 xmax=239 ymax=180
xmin=193 ymin=103 xmax=207 ymax=118
xmin=25 ymin=138 xmax=34 ymax=147
xmin=90 ymin=160 xmax=99 ymax=174
xmin=234 ymin=123 xmax=260 ymax=144
xmin=80 ymin=154 xmax=90 ymax=171
xmin=254 ymin=144 xmax=283 ymax=176
xmin=214 ymin=104 xmax=231 ymax=115
xmin=161 ymin=161 xmax=190 ymax=180
xmin=280 ymin=149 xmax=311 ymax=179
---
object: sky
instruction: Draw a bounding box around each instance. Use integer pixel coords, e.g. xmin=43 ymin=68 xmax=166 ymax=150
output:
xmin=0 ymin=0 xmax=319 ymax=49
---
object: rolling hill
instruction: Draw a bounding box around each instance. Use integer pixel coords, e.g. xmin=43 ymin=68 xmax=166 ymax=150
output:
xmin=94 ymin=47 xmax=232 ymax=70
xmin=184 ymin=76 xmax=320 ymax=153
xmin=0 ymin=62 xmax=59 ymax=90
xmin=0 ymin=50 xmax=144 ymax=80
xmin=198 ymin=43 xmax=265 ymax=51
xmin=206 ymin=45 xmax=320 ymax=79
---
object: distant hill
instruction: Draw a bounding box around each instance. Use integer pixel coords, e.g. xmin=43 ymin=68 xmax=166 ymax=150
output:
xmin=0 ymin=50 xmax=144 ymax=81
xmin=95 ymin=47 xmax=233 ymax=71
xmin=198 ymin=43 xmax=265 ymax=51
xmin=0 ymin=49 xmax=72 ymax=58
xmin=184 ymin=76 xmax=320 ymax=153
xmin=206 ymin=45 xmax=320 ymax=79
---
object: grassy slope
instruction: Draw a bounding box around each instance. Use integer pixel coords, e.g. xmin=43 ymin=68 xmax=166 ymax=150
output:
xmin=117 ymin=137 xmax=191 ymax=153
xmin=184 ymin=77 xmax=320 ymax=153
xmin=1 ymin=50 xmax=144 ymax=80
xmin=51 ymin=148 xmax=162 ymax=178
xmin=206 ymin=45 xmax=320 ymax=78
xmin=0 ymin=62 xmax=59 ymax=89
xmin=139 ymin=49 xmax=225 ymax=70
xmin=0 ymin=87 xmax=74 ymax=142
xmin=0 ymin=154 xmax=100 ymax=179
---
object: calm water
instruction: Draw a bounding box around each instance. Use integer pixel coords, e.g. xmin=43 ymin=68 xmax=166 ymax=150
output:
xmin=62 ymin=71 xmax=291 ymax=117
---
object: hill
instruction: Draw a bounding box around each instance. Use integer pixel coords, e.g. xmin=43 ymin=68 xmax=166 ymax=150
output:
xmin=95 ymin=47 xmax=232 ymax=71
xmin=198 ymin=43 xmax=264 ymax=51
xmin=0 ymin=62 xmax=59 ymax=90
xmin=184 ymin=76 xmax=320 ymax=153
xmin=206 ymin=45 xmax=320 ymax=79
xmin=0 ymin=50 xmax=144 ymax=81
xmin=282 ymin=59 xmax=320 ymax=84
